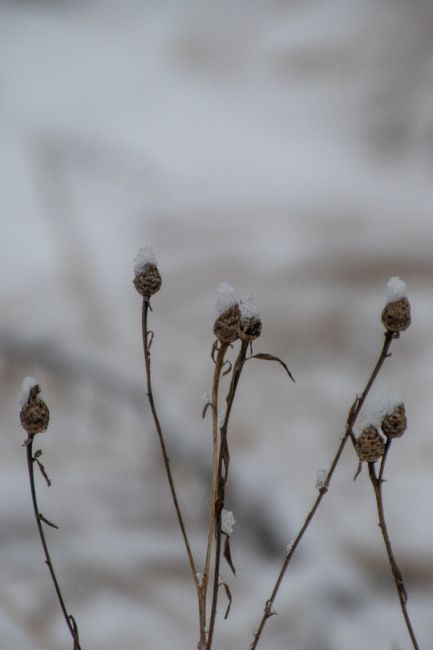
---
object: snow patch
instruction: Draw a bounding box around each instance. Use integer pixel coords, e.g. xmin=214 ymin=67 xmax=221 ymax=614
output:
xmin=18 ymin=377 xmax=38 ymax=409
xmin=385 ymin=277 xmax=407 ymax=304
xmin=215 ymin=282 xmax=237 ymax=316
xmin=133 ymin=246 xmax=158 ymax=276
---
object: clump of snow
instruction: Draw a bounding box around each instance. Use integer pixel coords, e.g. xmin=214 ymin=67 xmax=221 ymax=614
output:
xmin=201 ymin=391 xmax=211 ymax=405
xmin=196 ymin=572 xmax=203 ymax=587
xmin=215 ymin=282 xmax=237 ymax=316
xmin=221 ymin=509 xmax=236 ymax=536
xmin=133 ymin=245 xmax=158 ymax=276
xmin=239 ymin=292 xmax=260 ymax=321
xmin=18 ymin=377 xmax=38 ymax=409
xmin=385 ymin=277 xmax=407 ymax=304
xmin=316 ymin=468 xmax=328 ymax=490
xmin=356 ymin=392 xmax=404 ymax=433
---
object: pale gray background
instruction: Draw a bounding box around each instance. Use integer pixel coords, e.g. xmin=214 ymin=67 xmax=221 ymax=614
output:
xmin=0 ymin=1 xmax=432 ymax=649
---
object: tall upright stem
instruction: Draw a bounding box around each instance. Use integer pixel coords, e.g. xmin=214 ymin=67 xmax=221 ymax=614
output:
xmin=207 ymin=340 xmax=249 ymax=649
xmin=26 ymin=441 xmax=81 ymax=650
xmin=250 ymin=331 xmax=395 ymax=649
xmin=141 ymin=300 xmax=202 ymax=641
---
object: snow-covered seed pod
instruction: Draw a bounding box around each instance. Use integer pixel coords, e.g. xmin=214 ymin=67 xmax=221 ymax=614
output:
xmin=381 ymin=277 xmax=411 ymax=333
xmin=133 ymin=246 xmax=161 ymax=299
xmin=356 ymin=425 xmax=385 ymax=463
xmin=214 ymin=304 xmax=241 ymax=344
xmin=239 ymin=292 xmax=262 ymax=341
xmin=382 ymin=297 xmax=411 ymax=333
xmin=20 ymin=385 xmax=50 ymax=437
xmin=381 ymin=403 xmax=407 ymax=438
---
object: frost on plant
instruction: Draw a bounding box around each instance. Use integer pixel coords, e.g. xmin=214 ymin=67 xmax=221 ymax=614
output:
xmin=315 ymin=468 xmax=328 ymax=491
xmin=215 ymin=282 xmax=237 ymax=316
xmin=133 ymin=245 xmax=158 ymax=276
xmin=385 ymin=276 xmax=407 ymax=305
xmin=221 ymin=509 xmax=236 ymax=536
xmin=18 ymin=376 xmax=38 ymax=408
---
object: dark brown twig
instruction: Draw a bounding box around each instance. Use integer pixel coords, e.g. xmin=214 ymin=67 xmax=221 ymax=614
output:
xmin=207 ymin=340 xmax=249 ymax=649
xmin=25 ymin=440 xmax=81 ymax=650
xmin=368 ymin=461 xmax=420 ymax=650
xmin=250 ymin=331 xmax=395 ymax=649
xmin=141 ymin=300 xmax=202 ymax=639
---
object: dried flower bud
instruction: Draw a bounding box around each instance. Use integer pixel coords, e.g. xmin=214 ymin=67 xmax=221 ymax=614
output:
xmin=239 ymin=292 xmax=262 ymax=341
xmin=381 ymin=403 xmax=407 ymax=438
xmin=213 ymin=304 xmax=241 ymax=344
xmin=381 ymin=297 xmax=411 ymax=333
xmin=355 ymin=425 xmax=385 ymax=463
xmin=133 ymin=263 xmax=162 ymax=299
xmin=20 ymin=385 xmax=50 ymax=437
xmin=133 ymin=247 xmax=161 ymax=299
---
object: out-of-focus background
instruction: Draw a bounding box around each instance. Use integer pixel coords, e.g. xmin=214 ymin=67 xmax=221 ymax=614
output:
xmin=1 ymin=1 xmax=433 ymax=649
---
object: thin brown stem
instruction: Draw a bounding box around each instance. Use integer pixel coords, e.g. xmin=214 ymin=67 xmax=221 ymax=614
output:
xmin=25 ymin=441 xmax=81 ymax=650
xmin=250 ymin=331 xmax=396 ymax=649
xmin=207 ymin=340 xmax=249 ymax=649
xmin=368 ymin=462 xmax=420 ymax=650
xmin=200 ymin=342 xmax=228 ymax=642
xmin=141 ymin=300 xmax=202 ymax=640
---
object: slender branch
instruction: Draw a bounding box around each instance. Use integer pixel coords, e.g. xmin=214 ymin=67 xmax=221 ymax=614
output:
xmin=25 ymin=440 xmax=81 ymax=650
xmin=368 ymin=462 xmax=420 ymax=650
xmin=250 ymin=331 xmax=396 ymax=649
xmin=199 ymin=341 xmax=228 ymax=643
xmin=141 ymin=300 xmax=201 ymax=633
xmin=207 ymin=340 xmax=249 ymax=649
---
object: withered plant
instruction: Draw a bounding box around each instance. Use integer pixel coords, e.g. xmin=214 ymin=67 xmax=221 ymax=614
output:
xmin=19 ymin=254 xmax=422 ymax=650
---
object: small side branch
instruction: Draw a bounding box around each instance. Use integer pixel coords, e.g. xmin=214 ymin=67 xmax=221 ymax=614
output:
xmin=250 ymin=331 xmax=396 ymax=649
xmin=25 ymin=441 xmax=81 ymax=650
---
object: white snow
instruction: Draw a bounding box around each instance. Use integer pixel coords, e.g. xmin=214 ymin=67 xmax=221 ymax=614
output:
xmin=221 ymin=509 xmax=236 ymax=536
xmin=133 ymin=246 xmax=158 ymax=277
xmin=316 ymin=468 xmax=328 ymax=490
xmin=215 ymin=282 xmax=237 ymax=316
xmin=356 ymin=392 xmax=404 ymax=433
xmin=18 ymin=376 xmax=38 ymax=409
xmin=239 ymin=293 xmax=261 ymax=321
xmin=385 ymin=277 xmax=407 ymax=304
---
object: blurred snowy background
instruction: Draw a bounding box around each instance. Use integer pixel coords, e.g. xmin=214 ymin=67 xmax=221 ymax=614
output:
xmin=1 ymin=1 xmax=433 ymax=648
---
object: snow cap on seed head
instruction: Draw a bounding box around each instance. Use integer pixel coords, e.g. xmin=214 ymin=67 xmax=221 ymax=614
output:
xmin=385 ymin=277 xmax=407 ymax=305
xmin=133 ymin=245 xmax=158 ymax=276
xmin=18 ymin=376 xmax=38 ymax=409
xmin=215 ymin=282 xmax=238 ymax=316
xmin=133 ymin=246 xmax=161 ymax=298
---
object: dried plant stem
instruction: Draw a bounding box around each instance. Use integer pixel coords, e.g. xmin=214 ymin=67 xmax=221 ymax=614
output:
xmin=368 ymin=460 xmax=420 ymax=650
xmin=25 ymin=441 xmax=81 ymax=650
xmin=141 ymin=300 xmax=202 ymax=638
xmin=200 ymin=342 xmax=228 ymax=643
xmin=207 ymin=340 xmax=249 ymax=649
xmin=250 ymin=331 xmax=396 ymax=649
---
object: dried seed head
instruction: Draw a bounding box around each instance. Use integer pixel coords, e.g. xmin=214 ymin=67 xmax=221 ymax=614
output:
xmin=355 ymin=425 xmax=385 ymax=463
xmin=133 ymin=247 xmax=161 ymax=299
xmin=381 ymin=403 xmax=407 ymax=438
xmin=20 ymin=385 xmax=50 ymax=437
xmin=239 ymin=293 xmax=262 ymax=341
xmin=213 ymin=304 xmax=241 ymax=344
xmin=133 ymin=263 xmax=162 ymax=298
xmin=239 ymin=316 xmax=262 ymax=341
xmin=381 ymin=297 xmax=411 ymax=333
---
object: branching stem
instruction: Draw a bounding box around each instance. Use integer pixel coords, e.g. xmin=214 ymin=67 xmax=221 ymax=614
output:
xmin=250 ymin=331 xmax=396 ymax=649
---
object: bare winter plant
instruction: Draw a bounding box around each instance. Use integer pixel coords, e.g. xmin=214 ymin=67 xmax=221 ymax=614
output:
xmin=18 ymin=252 xmax=422 ymax=650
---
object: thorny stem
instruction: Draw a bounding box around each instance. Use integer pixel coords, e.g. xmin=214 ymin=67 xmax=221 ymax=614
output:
xmin=200 ymin=341 xmax=228 ymax=643
xmin=250 ymin=331 xmax=396 ymax=649
xmin=368 ymin=462 xmax=420 ymax=650
xmin=207 ymin=340 xmax=249 ymax=649
xmin=141 ymin=301 xmax=202 ymax=639
xmin=25 ymin=440 xmax=81 ymax=650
